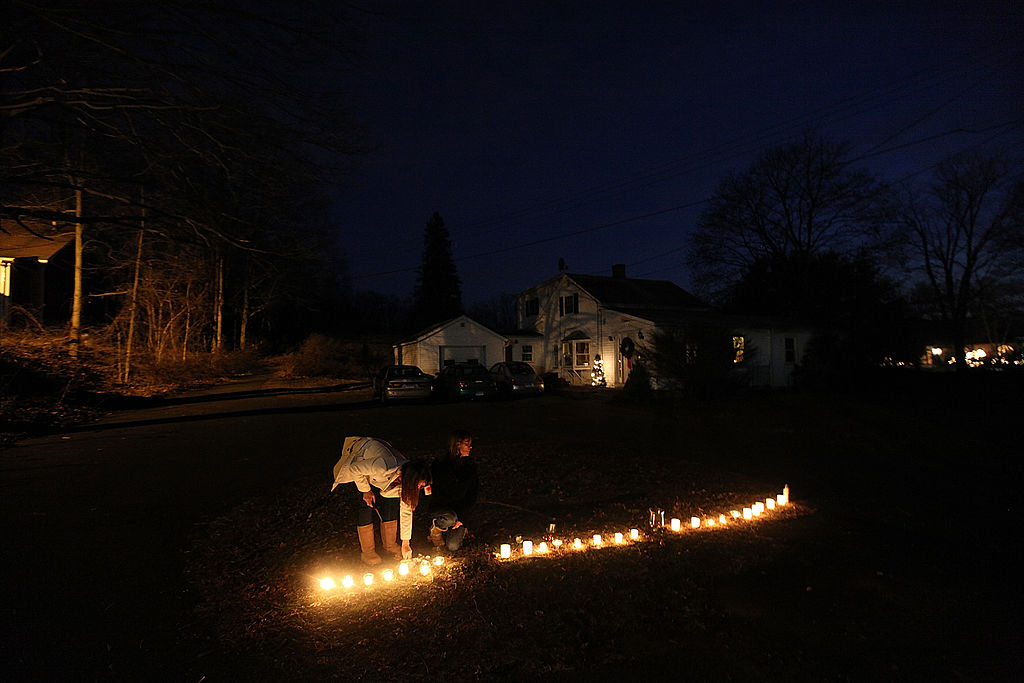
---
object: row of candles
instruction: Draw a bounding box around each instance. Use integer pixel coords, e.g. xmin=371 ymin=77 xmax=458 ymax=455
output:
xmin=318 ymin=555 xmax=445 ymax=591
xmin=497 ymin=485 xmax=790 ymax=560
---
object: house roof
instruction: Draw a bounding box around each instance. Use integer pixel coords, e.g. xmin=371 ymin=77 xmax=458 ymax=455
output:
xmin=401 ymin=314 xmax=507 ymax=345
xmin=0 ymin=221 xmax=74 ymax=261
xmin=567 ymin=273 xmax=707 ymax=311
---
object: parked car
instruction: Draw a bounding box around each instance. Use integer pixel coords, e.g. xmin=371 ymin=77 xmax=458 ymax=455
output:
xmin=373 ymin=365 xmax=434 ymax=404
xmin=490 ymin=361 xmax=545 ymax=397
xmin=433 ymin=363 xmax=497 ymax=401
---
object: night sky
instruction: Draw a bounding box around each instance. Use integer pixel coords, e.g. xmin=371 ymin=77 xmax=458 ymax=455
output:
xmin=336 ymin=1 xmax=1023 ymax=307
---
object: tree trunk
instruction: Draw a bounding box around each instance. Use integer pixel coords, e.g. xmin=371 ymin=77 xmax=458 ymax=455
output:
xmin=213 ymin=256 xmax=224 ymax=353
xmin=69 ymin=186 xmax=83 ymax=359
xmin=123 ymin=227 xmax=145 ymax=383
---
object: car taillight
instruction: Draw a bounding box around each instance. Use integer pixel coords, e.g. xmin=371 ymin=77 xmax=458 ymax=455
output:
xmin=457 ymin=381 xmax=468 ymax=388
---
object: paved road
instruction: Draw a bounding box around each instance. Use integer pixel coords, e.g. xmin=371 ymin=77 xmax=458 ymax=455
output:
xmin=0 ymin=377 xmax=376 ymax=679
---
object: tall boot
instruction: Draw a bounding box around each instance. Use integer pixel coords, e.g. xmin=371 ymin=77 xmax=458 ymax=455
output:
xmin=380 ymin=519 xmax=403 ymax=560
xmin=357 ymin=524 xmax=381 ymax=565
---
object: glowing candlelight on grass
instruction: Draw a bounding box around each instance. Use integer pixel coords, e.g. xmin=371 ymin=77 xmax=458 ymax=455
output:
xmin=766 ymin=497 xmax=776 ymax=510
xmin=707 ymin=518 xmax=715 ymax=527
xmin=691 ymin=517 xmax=700 ymax=529
xmin=630 ymin=528 xmax=639 ymax=540
xmin=731 ymin=510 xmax=741 ymax=518
xmin=398 ymin=562 xmax=409 ymax=576
xmin=752 ymin=502 xmax=764 ymax=516
xmin=434 ymin=556 xmax=444 ymax=566
xmin=500 ymin=544 xmax=511 ymax=559
xmin=320 ymin=577 xmax=336 ymax=590
xmin=342 ymin=575 xmax=354 ymax=588
xmin=382 ymin=568 xmax=394 ymax=581
xmin=670 ymin=518 xmax=681 ymax=531
xmin=363 ymin=572 xmax=374 ymax=586
xmin=719 ymin=514 xmax=727 ymax=524
xmin=553 ymin=539 xmax=563 ymax=548
xmin=573 ymin=538 xmax=582 ymax=549
xmin=523 ymin=540 xmax=534 ymax=555
xmin=743 ymin=507 xmax=752 ymax=520
xmin=777 ymin=493 xmax=786 ymax=506
xmin=593 ymin=534 xmax=603 ymax=546
xmin=538 ymin=541 xmax=548 ymax=553
xmin=420 ymin=561 xmax=430 ymax=576
xmin=614 ymin=532 xmax=624 ymax=544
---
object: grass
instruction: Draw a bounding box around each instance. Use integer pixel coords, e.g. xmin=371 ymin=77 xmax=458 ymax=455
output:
xmin=180 ymin=379 xmax=1022 ymax=680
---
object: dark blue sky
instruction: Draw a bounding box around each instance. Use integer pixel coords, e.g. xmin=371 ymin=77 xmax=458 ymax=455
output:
xmin=336 ymin=1 xmax=1023 ymax=307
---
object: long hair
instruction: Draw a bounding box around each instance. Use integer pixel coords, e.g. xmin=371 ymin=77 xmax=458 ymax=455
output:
xmin=400 ymin=459 xmax=432 ymax=509
xmin=446 ymin=430 xmax=473 ymax=460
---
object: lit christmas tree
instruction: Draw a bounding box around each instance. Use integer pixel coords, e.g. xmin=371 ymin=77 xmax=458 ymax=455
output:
xmin=591 ymin=354 xmax=606 ymax=387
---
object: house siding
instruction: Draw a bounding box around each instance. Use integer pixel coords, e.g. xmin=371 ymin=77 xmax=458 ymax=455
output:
xmin=393 ymin=315 xmax=507 ymax=376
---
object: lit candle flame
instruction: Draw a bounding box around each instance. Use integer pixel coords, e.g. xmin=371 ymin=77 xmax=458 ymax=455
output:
xmin=434 ymin=556 xmax=444 ymax=566
xmin=419 ymin=561 xmax=430 ymax=576
xmin=398 ymin=563 xmax=409 ymax=576
xmin=383 ymin=568 xmax=394 ymax=581
xmin=614 ymin=532 xmax=624 ymax=544
xmin=670 ymin=518 xmax=681 ymax=531
xmin=523 ymin=540 xmax=534 ymax=555
xmin=500 ymin=543 xmax=511 ymax=559
xmin=538 ymin=541 xmax=548 ymax=553
xmin=743 ymin=508 xmax=752 ymax=520
xmin=573 ymin=538 xmax=582 ymax=549
xmin=592 ymin=534 xmax=602 ymax=546
xmin=363 ymin=572 xmax=374 ymax=586
xmin=320 ymin=577 xmax=336 ymax=590
xmin=342 ymin=575 xmax=354 ymax=588
xmin=690 ymin=517 xmax=700 ymax=529
xmin=630 ymin=528 xmax=639 ymax=540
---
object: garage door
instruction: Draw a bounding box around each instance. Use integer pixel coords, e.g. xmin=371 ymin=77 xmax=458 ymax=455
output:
xmin=440 ymin=345 xmax=486 ymax=367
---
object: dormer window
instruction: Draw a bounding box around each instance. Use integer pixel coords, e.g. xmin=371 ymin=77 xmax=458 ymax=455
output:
xmin=524 ymin=297 xmax=539 ymax=317
xmin=559 ymin=293 xmax=579 ymax=317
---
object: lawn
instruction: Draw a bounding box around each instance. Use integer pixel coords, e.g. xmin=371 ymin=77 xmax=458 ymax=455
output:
xmin=183 ymin=376 xmax=1022 ymax=680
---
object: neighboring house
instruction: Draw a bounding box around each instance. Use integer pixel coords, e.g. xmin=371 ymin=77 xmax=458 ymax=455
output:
xmin=0 ymin=220 xmax=75 ymax=326
xmin=393 ymin=314 xmax=507 ymax=375
xmin=515 ymin=264 xmax=813 ymax=388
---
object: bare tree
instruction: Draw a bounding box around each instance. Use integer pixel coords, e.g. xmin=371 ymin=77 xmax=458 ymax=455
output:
xmin=688 ymin=132 xmax=893 ymax=303
xmin=900 ymin=153 xmax=1024 ymax=369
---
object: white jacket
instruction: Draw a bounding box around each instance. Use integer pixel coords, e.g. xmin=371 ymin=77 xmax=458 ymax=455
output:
xmin=332 ymin=437 xmax=414 ymax=540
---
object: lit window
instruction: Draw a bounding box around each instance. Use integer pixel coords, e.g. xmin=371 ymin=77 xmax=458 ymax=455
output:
xmin=574 ymin=341 xmax=590 ymax=368
xmin=732 ymin=336 xmax=745 ymax=364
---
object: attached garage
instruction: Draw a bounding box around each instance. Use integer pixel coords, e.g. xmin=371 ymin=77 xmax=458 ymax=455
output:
xmin=393 ymin=315 xmax=507 ymax=375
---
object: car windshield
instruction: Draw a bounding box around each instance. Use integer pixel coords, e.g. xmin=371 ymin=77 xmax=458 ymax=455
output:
xmin=460 ymin=366 xmax=490 ymax=379
xmin=391 ymin=366 xmax=421 ymax=378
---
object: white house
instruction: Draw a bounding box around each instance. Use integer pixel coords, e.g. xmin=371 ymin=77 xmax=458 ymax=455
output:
xmin=515 ymin=265 xmax=813 ymax=388
xmin=393 ymin=314 xmax=507 ymax=375
xmin=0 ymin=220 xmax=74 ymax=326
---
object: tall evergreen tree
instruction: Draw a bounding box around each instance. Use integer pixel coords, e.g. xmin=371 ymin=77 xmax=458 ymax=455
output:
xmin=412 ymin=212 xmax=463 ymax=329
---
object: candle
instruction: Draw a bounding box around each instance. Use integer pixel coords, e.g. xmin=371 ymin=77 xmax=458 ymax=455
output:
xmin=500 ymin=544 xmax=511 ymax=559
xmin=434 ymin=556 xmax=444 ymax=566
xmin=670 ymin=518 xmax=681 ymax=531
xmin=319 ymin=577 xmax=336 ymax=590
xmin=743 ymin=507 xmax=752 ymax=520
xmin=553 ymin=539 xmax=563 ymax=548
xmin=731 ymin=510 xmax=740 ymax=518
xmin=777 ymin=493 xmax=786 ymax=506
xmin=630 ymin=528 xmax=639 ymax=540
xmin=342 ymin=575 xmax=354 ymax=588
xmin=363 ymin=572 xmax=374 ymax=586
xmin=382 ymin=568 xmax=394 ymax=581
xmin=523 ymin=540 xmax=534 ymax=555
xmin=398 ymin=562 xmax=409 ymax=576
xmin=593 ymin=534 xmax=602 ymax=546
xmin=784 ymin=484 xmax=790 ymax=499
xmin=420 ymin=561 xmax=430 ymax=576
xmin=707 ymin=518 xmax=715 ymax=527
xmin=766 ymin=498 xmax=776 ymax=510
xmin=573 ymin=538 xmax=582 ymax=549
xmin=719 ymin=514 xmax=727 ymax=524
xmin=538 ymin=541 xmax=548 ymax=553
xmin=614 ymin=532 xmax=624 ymax=544
xmin=690 ymin=517 xmax=700 ymax=529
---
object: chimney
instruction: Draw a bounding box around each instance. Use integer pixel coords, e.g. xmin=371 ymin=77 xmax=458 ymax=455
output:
xmin=612 ymin=263 xmax=626 ymax=278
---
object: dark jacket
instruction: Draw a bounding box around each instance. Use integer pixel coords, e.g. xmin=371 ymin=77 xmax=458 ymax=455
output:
xmin=430 ymin=456 xmax=479 ymax=523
